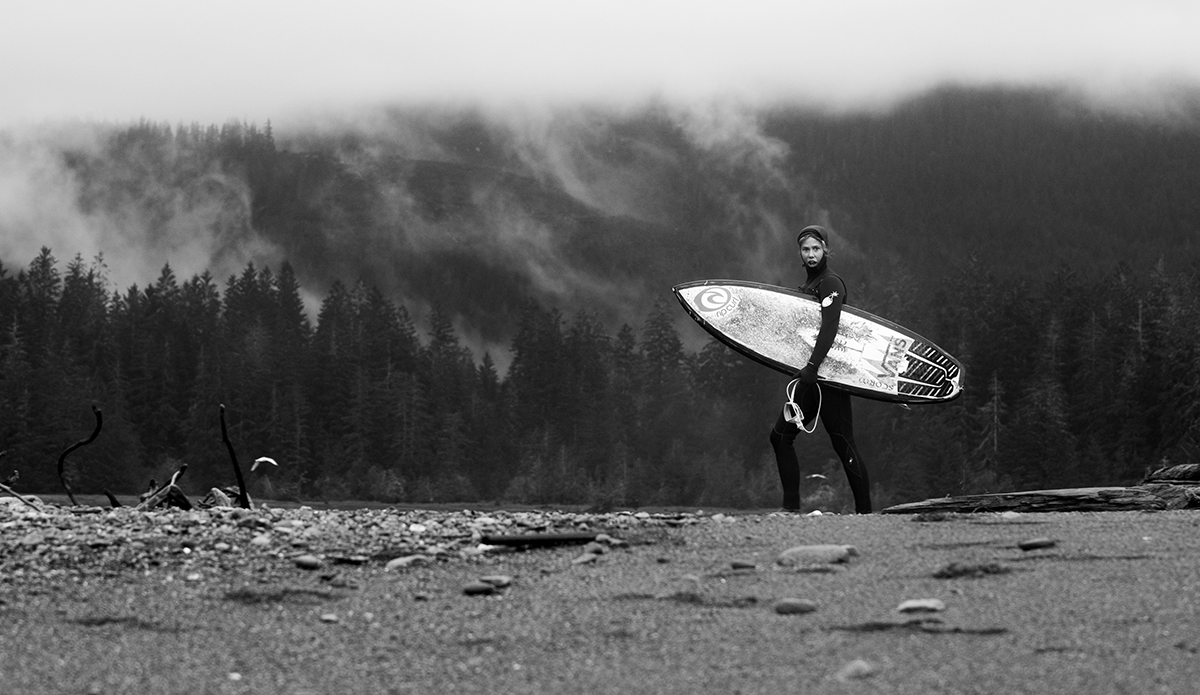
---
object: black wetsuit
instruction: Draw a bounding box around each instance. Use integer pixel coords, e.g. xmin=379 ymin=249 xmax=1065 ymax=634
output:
xmin=769 ymin=256 xmax=872 ymax=514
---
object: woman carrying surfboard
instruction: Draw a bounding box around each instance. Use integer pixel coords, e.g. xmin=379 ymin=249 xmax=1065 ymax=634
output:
xmin=769 ymin=225 xmax=873 ymax=514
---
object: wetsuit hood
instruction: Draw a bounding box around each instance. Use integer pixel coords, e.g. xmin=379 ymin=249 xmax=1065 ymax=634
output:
xmin=797 ymin=225 xmax=831 ymax=283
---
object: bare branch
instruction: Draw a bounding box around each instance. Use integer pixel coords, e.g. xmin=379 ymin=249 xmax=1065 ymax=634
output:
xmin=57 ymin=405 xmax=103 ymax=506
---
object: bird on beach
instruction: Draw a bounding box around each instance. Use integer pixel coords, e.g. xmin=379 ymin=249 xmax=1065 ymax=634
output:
xmin=252 ymin=457 xmax=279 ymax=473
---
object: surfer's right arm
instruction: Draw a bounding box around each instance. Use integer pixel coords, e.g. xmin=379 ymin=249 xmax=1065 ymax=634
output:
xmin=798 ymin=275 xmax=846 ymax=383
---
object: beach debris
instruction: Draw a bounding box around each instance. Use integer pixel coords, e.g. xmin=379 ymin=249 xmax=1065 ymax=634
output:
xmin=897 ymin=598 xmax=945 ymax=614
xmin=834 ymin=659 xmax=877 ymax=681
xmin=0 ymin=481 xmax=42 ymax=511
xmin=1018 ymin=537 xmax=1057 ymax=551
xmin=219 ymin=405 xmax=252 ymax=509
xmin=933 ymin=562 xmax=1012 ymax=579
xmin=776 ymin=544 xmax=857 ymax=567
xmin=294 ymin=554 xmax=323 ymax=570
xmin=463 ymin=581 xmax=496 ymax=596
xmin=774 ymin=598 xmax=818 ymax=615
xmin=385 ymin=554 xmax=431 ymax=571
xmin=56 ymin=404 xmax=103 ymax=506
xmin=913 ymin=512 xmax=953 ymax=522
xmin=135 ymin=463 xmax=191 ymax=511
xmin=830 ymin=618 xmax=1006 ymax=635
xmin=0 ymin=505 xmax=700 ymax=587
xmin=479 ymin=531 xmax=599 ymax=548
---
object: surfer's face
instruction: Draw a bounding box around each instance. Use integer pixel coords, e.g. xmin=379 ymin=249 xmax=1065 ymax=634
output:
xmin=798 ymin=238 xmax=825 ymax=267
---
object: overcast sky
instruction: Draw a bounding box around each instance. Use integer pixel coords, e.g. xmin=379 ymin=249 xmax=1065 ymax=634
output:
xmin=4 ymin=0 xmax=1200 ymax=127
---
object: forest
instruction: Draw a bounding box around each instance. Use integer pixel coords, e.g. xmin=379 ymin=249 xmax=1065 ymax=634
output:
xmin=1 ymin=86 xmax=1198 ymax=512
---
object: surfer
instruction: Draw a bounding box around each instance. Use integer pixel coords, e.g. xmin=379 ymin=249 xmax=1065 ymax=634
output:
xmin=769 ymin=225 xmax=873 ymax=514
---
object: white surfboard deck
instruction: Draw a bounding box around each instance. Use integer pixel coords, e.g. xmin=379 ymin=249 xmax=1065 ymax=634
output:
xmin=674 ymin=280 xmax=963 ymax=404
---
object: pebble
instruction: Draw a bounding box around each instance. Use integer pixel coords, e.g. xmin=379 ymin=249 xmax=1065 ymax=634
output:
xmin=572 ymin=552 xmax=600 ymax=565
xmin=319 ymin=613 xmax=339 ymax=623
xmin=384 ymin=555 xmax=430 ymax=571
xmin=1018 ymin=537 xmax=1057 ymax=551
xmin=835 ymin=659 xmax=877 ymax=681
xmin=897 ymin=598 xmax=945 ymax=614
xmin=249 ymin=533 xmax=272 ymax=546
xmin=463 ymin=581 xmax=496 ymax=596
xmin=479 ymin=575 xmax=512 ymax=588
xmin=731 ymin=560 xmax=757 ymax=570
xmin=294 ymin=554 xmax=322 ymax=570
xmin=776 ymin=544 xmax=858 ymax=567
xmin=773 ymin=598 xmax=818 ymax=615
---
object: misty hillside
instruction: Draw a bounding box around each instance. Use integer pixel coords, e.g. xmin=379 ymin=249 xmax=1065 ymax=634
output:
xmin=2 ymin=85 xmax=1200 ymax=509
xmin=10 ymin=85 xmax=1198 ymax=356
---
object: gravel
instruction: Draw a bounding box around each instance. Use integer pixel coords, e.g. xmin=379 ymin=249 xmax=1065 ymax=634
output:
xmin=3 ymin=498 xmax=1200 ymax=694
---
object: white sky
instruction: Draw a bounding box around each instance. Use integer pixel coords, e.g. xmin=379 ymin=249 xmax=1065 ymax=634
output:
xmin=3 ymin=0 xmax=1200 ymax=127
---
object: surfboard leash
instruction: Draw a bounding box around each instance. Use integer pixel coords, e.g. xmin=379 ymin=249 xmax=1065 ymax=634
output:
xmin=783 ymin=378 xmax=821 ymax=434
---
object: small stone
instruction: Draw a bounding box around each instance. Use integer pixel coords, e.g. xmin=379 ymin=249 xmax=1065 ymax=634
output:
xmin=773 ymin=598 xmax=818 ymax=615
xmin=1018 ymin=537 xmax=1057 ymax=551
xmin=731 ymin=560 xmax=757 ymax=570
xmin=572 ymin=552 xmax=600 ymax=565
xmin=463 ymin=581 xmax=496 ymax=596
xmin=999 ymin=511 xmax=1022 ymax=520
xmin=776 ymin=544 xmax=857 ymax=567
xmin=835 ymin=659 xmax=877 ymax=681
xmin=897 ymin=598 xmax=945 ymax=614
xmin=214 ymin=542 xmax=231 ymax=552
xmin=249 ymin=533 xmax=272 ymax=546
xmin=319 ymin=613 xmax=339 ymax=623
xmin=294 ymin=554 xmax=322 ymax=570
xmin=582 ymin=541 xmax=608 ymax=555
xmin=185 ymin=572 xmax=202 ymax=582
xmin=479 ymin=575 xmax=512 ymax=588
xmin=384 ymin=554 xmax=430 ymax=571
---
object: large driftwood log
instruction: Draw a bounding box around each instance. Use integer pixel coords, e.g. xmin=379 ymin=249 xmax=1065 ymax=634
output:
xmin=882 ymin=484 xmax=1200 ymax=514
xmin=1144 ymin=464 xmax=1200 ymax=484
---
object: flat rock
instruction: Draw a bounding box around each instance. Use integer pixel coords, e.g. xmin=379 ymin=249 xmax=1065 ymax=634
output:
xmin=776 ymin=544 xmax=858 ymax=567
xmin=1018 ymin=537 xmax=1057 ymax=551
xmin=897 ymin=598 xmax=945 ymax=614
xmin=773 ymin=598 xmax=818 ymax=615
xmin=835 ymin=659 xmax=877 ymax=681
xmin=463 ymin=581 xmax=496 ymax=596
xmin=294 ymin=554 xmax=322 ymax=570
xmin=384 ymin=555 xmax=430 ymax=571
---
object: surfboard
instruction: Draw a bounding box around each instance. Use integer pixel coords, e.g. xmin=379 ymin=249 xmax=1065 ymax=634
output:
xmin=673 ymin=279 xmax=963 ymax=404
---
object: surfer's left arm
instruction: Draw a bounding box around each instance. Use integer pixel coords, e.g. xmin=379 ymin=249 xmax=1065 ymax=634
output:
xmin=797 ymin=276 xmax=845 ymax=384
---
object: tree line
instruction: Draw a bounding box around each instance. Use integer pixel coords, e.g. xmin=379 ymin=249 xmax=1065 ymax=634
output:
xmin=1 ymin=249 xmax=1197 ymax=511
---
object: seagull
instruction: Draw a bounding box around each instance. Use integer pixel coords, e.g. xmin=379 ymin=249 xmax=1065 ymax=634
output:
xmin=252 ymin=457 xmax=279 ymax=473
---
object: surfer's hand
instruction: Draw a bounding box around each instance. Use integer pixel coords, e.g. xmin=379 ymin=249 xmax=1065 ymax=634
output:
xmin=798 ymin=362 xmax=819 ymax=385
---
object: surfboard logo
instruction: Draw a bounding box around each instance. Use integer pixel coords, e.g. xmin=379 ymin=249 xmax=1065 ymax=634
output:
xmin=695 ymin=287 xmax=737 ymax=314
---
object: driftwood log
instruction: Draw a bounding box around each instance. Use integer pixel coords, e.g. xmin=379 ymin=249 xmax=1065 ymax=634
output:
xmin=57 ymin=405 xmax=103 ymax=506
xmin=135 ymin=464 xmax=191 ymax=511
xmin=1143 ymin=464 xmax=1200 ymax=485
xmin=0 ymin=480 xmax=42 ymax=510
xmin=882 ymin=483 xmax=1200 ymax=514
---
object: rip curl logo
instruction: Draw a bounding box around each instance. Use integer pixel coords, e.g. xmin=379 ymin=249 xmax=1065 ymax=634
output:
xmin=695 ymin=287 xmax=740 ymax=318
xmin=821 ymin=291 xmax=839 ymax=308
